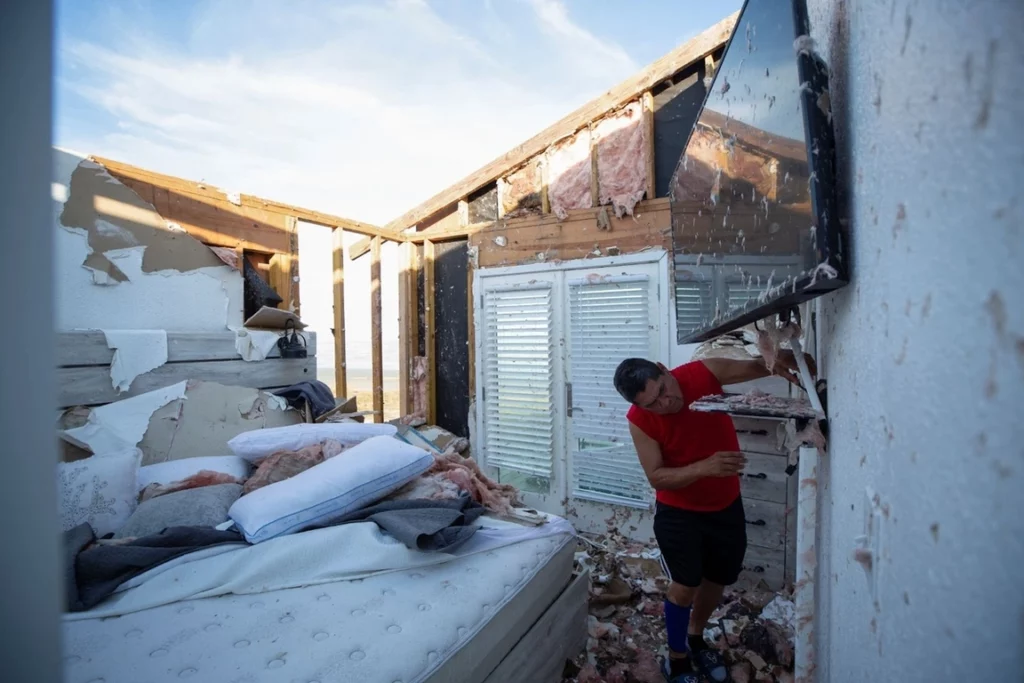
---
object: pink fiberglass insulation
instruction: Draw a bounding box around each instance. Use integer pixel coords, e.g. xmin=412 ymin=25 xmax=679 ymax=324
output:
xmin=139 ymin=470 xmax=244 ymax=502
xmin=594 ymin=101 xmax=648 ymax=218
xmin=390 ymin=451 xmax=521 ymax=514
xmin=548 ymin=128 xmax=593 ymax=219
xmin=501 ymin=158 xmax=543 ymax=218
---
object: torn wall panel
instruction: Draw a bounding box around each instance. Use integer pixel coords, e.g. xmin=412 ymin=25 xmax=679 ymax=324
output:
xmin=547 ymin=129 xmax=593 ymax=219
xmin=60 ymin=159 xmax=225 ymax=278
xmin=594 ymin=101 xmax=649 ymax=218
xmin=500 ymin=158 xmax=544 ymax=219
xmin=53 ymin=148 xmax=243 ymax=330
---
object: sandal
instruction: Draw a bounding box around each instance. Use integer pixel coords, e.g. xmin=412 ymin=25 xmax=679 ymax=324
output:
xmin=693 ymin=647 xmax=730 ymax=683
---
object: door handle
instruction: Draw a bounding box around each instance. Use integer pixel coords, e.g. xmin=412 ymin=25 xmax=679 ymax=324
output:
xmin=746 ymin=519 xmax=766 ymax=527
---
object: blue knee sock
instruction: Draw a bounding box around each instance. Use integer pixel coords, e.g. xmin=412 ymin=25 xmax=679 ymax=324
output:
xmin=664 ymin=599 xmax=692 ymax=655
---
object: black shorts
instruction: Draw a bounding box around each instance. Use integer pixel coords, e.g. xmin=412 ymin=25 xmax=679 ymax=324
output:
xmin=653 ymin=496 xmax=747 ymax=587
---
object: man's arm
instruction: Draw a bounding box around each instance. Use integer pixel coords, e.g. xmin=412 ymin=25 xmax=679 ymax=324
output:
xmin=629 ymin=422 xmax=746 ymax=490
xmin=703 ymin=350 xmax=817 ymax=387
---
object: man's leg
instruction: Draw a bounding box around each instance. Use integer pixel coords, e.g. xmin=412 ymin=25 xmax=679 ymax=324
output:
xmin=654 ymin=503 xmax=704 ymax=681
xmin=689 ymin=578 xmax=726 ymax=643
xmin=666 ymin=581 xmax=699 ymax=672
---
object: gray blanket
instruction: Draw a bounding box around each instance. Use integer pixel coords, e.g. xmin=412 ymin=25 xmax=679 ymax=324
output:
xmin=64 ymin=524 xmax=244 ymax=612
xmin=321 ymin=494 xmax=485 ymax=552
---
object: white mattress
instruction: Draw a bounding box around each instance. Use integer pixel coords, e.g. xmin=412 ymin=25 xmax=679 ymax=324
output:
xmin=63 ymin=531 xmax=575 ymax=683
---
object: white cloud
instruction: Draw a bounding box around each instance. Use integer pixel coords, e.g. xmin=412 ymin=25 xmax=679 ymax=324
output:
xmin=56 ymin=0 xmax=638 ymax=373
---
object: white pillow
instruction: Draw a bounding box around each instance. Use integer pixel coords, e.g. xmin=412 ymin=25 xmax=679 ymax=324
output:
xmin=58 ymin=448 xmax=142 ymax=537
xmin=227 ymin=423 xmax=398 ymax=463
xmin=137 ymin=456 xmax=252 ymax=491
xmin=228 ymin=435 xmax=433 ymax=543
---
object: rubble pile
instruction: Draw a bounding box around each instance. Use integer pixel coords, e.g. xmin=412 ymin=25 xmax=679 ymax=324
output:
xmin=563 ymin=535 xmax=796 ymax=683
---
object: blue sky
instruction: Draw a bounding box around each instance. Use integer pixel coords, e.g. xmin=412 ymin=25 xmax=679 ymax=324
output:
xmin=55 ymin=0 xmax=741 ymax=373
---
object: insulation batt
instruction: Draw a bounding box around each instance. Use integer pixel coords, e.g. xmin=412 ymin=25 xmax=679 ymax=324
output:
xmin=548 ymin=129 xmax=593 ymax=219
xmin=594 ymin=101 xmax=648 ymax=218
xmin=391 ymin=450 xmax=520 ymax=514
xmin=139 ymin=470 xmax=243 ymax=503
xmin=242 ymin=439 xmax=345 ymax=495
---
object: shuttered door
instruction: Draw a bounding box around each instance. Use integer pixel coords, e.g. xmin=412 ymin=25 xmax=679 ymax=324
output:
xmin=567 ymin=276 xmax=653 ymax=506
xmin=675 ymin=279 xmax=714 ymax=337
xmin=480 ymin=284 xmax=555 ymax=479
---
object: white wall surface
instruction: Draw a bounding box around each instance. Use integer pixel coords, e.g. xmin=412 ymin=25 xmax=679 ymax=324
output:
xmin=805 ymin=1 xmax=1023 ymax=680
xmin=53 ymin=148 xmax=243 ymax=331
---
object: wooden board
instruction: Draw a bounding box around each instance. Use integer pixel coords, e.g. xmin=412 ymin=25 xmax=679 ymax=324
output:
xmin=642 ymin=91 xmax=656 ymax=200
xmin=482 ymin=569 xmax=589 ymax=683
xmin=58 ymin=357 xmax=317 ymax=408
xmin=116 ymin=176 xmax=292 ymax=254
xmin=370 ymin=236 xmax=384 ymax=422
xmin=348 ymin=234 xmax=374 ymax=261
xmin=469 ymin=197 xmax=671 ymax=268
xmin=383 ymin=13 xmax=737 ymax=233
xmin=424 ymin=239 xmax=437 ymax=424
xmin=332 ymin=227 xmax=347 ymax=398
xmin=398 ymin=242 xmax=413 ymax=414
xmin=57 ymin=330 xmax=317 ymax=366
xmin=95 ymin=156 xmax=393 ymax=238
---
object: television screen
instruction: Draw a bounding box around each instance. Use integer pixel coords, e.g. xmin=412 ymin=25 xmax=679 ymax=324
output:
xmin=670 ymin=0 xmax=847 ymax=342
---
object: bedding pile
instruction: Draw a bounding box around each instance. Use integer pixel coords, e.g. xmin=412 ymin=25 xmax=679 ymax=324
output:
xmin=57 ymin=383 xmax=541 ymax=615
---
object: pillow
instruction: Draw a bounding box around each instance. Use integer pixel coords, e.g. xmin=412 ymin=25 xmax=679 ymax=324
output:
xmin=137 ymin=456 xmax=252 ymax=491
xmin=229 ymin=435 xmax=433 ymax=543
xmin=227 ymin=423 xmax=397 ymax=463
xmin=58 ymin=448 xmax=141 ymax=537
xmin=115 ymin=483 xmax=242 ymax=539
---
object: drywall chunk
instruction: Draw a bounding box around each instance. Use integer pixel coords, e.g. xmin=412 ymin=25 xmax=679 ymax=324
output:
xmin=62 ymin=381 xmax=188 ymax=454
xmin=104 ymin=329 xmax=169 ymax=393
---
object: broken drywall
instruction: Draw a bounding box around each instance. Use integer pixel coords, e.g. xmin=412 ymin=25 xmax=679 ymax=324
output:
xmin=139 ymin=380 xmax=299 ymax=466
xmin=53 ymin=148 xmax=244 ymax=330
xmin=61 ymin=380 xmax=189 ymax=455
xmin=594 ymin=101 xmax=648 ymax=218
xmin=59 ymin=159 xmax=224 ymax=279
xmin=59 ymin=380 xmax=300 ymax=466
xmin=104 ymin=329 xmax=169 ymax=393
xmin=548 ymin=128 xmax=593 ymax=219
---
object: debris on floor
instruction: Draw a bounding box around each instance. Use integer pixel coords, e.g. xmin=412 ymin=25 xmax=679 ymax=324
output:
xmin=562 ymin=535 xmax=796 ymax=683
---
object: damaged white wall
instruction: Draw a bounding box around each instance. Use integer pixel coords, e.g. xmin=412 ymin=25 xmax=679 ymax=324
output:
xmin=806 ymin=1 xmax=1023 ymax=680
xmin=53 ymin=148 xmax=244 ymax=331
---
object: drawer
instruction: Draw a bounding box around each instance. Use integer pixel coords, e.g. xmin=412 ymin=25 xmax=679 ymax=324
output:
xmin=741 ymin=497 xmax=787 ymax=550
xmin=739 ymin=451 xmax=789 ymax=504
xmin=738 ymin=543 xmax=785 ymax=590
xmin=732 ymin=416 xmax=789 ymax=456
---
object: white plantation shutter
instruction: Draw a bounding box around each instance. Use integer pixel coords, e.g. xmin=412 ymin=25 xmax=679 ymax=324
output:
xmin=481 ymin=284 xmax=555 ymax=478
xmin=675 ymin=279 xmax=714 ymax=336
xmin=568 ymin=276 xmax=653 ymax=505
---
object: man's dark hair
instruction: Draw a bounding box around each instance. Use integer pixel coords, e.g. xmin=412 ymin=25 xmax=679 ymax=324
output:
xmin=613 ymin=358 xmax=664 ymax=404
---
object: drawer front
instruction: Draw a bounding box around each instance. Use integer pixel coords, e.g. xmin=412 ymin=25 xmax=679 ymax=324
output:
xmin=739 ymin=451 xmax=789 ymax=504
xmin=741 ymin=497 xmax=787 ymax=550
xmin=738 ymin=543 xmax=785 ymax=590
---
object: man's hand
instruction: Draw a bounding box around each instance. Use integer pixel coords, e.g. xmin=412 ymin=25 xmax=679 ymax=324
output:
xmin=697 ymin=451 xmax=747 ymax=477
xmin=771 ymin=350 xmax=817 ymax=386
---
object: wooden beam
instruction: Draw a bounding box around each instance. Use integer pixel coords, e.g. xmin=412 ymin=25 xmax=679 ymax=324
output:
xmin=423 ymin=239 xmax=437 ymax=424
xmin=405 ymin=220 xmax=496 ymax=244
xmin=370 ymin=236 xmax=384 ymax=423
xmin=496 ymin=178 xmax=507 ymax=219
xmin=458 ymin=200 xmax=469 ymax=226
xmin=286 ymin=215 xmax=300 ymax=317
xmin=382 ymin=12 xmax=737 ymax=233
xmin=92 ymin=155 xmax=398 ymax=239
xmin=349 ymin=234 xmax=374 ymax=261
xmin=467 ymin=252 xmax=476 ymax=399
xmin=398 ymin=242 xmax=413 ymax=415
xmin=332 ymin=227 xmax=347 ymax=399
xmin=642 ymin=90 xmax=657 ymax=200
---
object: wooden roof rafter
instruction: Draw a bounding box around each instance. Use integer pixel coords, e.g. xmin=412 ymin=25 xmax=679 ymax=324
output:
xmin=386 ymin=11 xmax=739 ymax=239
xmin=92 ymin=156 xmax=399 ymax=240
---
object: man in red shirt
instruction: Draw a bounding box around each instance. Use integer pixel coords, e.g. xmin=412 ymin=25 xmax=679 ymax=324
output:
xmin=613 ymin=353 xmax=811 ymax=683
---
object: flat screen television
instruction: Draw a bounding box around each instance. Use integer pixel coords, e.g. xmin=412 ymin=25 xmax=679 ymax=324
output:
xmin=670 ymin=0 xmax=847 ymax=343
